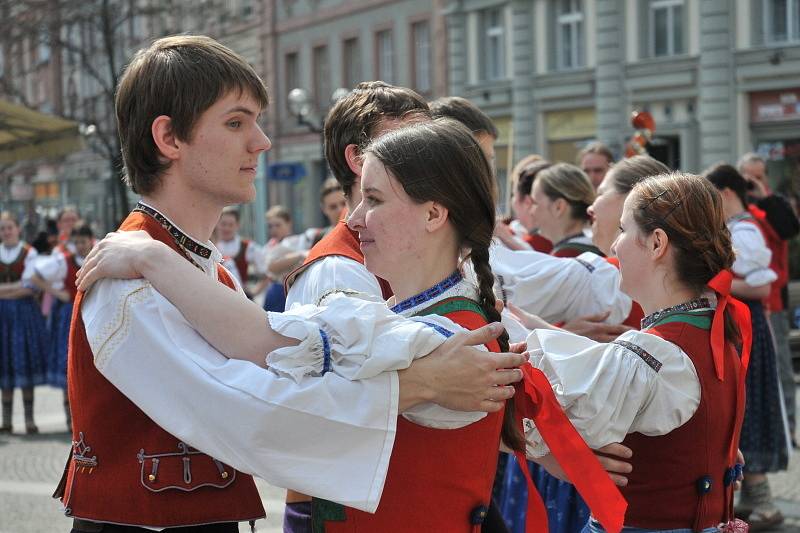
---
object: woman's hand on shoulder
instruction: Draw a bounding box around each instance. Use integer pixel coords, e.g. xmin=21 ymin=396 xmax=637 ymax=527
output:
xmin=76 ymin=230 xmax=165 ymax=291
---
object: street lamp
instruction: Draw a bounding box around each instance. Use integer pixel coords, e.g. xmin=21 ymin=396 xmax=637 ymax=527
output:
xmin=287 ymin=87 xmax=349 ymax=184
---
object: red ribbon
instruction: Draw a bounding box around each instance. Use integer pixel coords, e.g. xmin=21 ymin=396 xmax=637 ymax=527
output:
xmin=513 ymin=364 xmax=627 ymax=533
xmin=706 ymin=270 xmax=752 ymax=381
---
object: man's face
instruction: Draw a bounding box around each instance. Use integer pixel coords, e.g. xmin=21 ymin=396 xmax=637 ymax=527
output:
xmin=321 ymin=190 xmax=346 ymax=226
xmin=581 ymin=153 xmax=611 ymax=189
xmin=216 ymin=213 xmax=239 ymax=241
xmin=175 ymin=91 xmax=271 ymax=207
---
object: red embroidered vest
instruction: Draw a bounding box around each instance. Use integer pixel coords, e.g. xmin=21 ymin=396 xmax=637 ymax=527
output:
xmin=233 ymin=238 xmax=251 ymax=285
xmin=0 ymin=243 xmax=30 ymax=283
xmin=621 ymin=314 xmax=743 ymax=530
xmin=57 ymin=211 xmax=265 ymax=528
xmin=285 ymin=216 xmax=393 ymax=300
xmin=316 ymin=298 xmax=502 ymax=532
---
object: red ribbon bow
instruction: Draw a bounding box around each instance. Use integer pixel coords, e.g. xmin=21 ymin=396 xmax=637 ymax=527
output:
xmin=706 ymin=270 xmax=752 ymax=381
xmin=513 ymin=364 xmax=627 ymax=533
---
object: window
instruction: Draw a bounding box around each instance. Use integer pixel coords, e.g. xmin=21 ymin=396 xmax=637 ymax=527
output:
xmin=650 ymin=0 xmax=685 ymax=57
xmin=411 ymin=21 xmax=431 ymax=93
xmin=37 ymin=29 xmax=51 ymax=64
xmin=313 ymin=45 xmax=331 ymax=111
xmin=284 ymin=52 xmax=299 ymax=105
xmin=343 ymin=37 xmax=361 ymax=88
xmin=481 ymin=7 xmax=506 ymax=81
xmin=763 ymin=0 xmax=800 ymax=43
xmin=556 ymin=0 xmax=584 ymax=69
xmin=376 ymin=30 xmax=394 ymax=83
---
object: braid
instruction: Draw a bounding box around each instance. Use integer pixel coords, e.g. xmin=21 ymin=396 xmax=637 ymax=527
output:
xmin=469 ymin=245 xmax=525 ymax=452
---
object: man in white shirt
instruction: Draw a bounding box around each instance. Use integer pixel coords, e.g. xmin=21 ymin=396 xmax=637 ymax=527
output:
xmin=61 ymin=36 xmax=524 ymax=533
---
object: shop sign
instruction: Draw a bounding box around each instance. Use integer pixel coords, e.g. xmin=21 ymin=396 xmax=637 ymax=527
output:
xmin=545 ymin=109 xmax=597 ymax=141
xmin=750 ymin=89 xmax=800 ymax=123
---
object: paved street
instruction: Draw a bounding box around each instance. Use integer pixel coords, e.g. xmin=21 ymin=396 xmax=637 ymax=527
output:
xmin=1 ymin=385 xmax=799 ymax=533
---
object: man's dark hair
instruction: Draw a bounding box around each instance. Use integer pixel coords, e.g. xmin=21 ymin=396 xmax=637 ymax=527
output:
xmin=71 ymin=223 xmax=94 ymax=239
xmin=323 ymin=81 xmax=430 ymax=197
xmin=577 ymin=141 xmax=615 ymax=165
xmin=116 ymin=35 xmax=269 ymax=195
xmin=429 ymin=96 xmax=498 ymax=139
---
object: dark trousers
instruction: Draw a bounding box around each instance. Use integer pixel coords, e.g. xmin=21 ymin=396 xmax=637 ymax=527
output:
xmin=71 ymin=519 xmax=240 ymax=533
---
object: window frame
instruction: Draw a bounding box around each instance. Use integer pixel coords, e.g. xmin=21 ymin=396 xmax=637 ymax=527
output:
xmin=375 ymin=28 xmax=394 ymax=83
xmin=481 ymin=6 xmax=506 ymax=81
xmin=411 ymin=19 xmax=432 ymax=94
xmin=762 ymin=0 xmax=800 ymax=44
xmin=555 ymin=0 xmax=584 ymax=70
xmin=649 ymin=0 xmax=685 ymax=58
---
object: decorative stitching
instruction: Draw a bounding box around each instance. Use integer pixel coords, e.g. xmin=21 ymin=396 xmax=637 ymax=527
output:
xmin=612 ymin=340 xmax=663 ymax=372
xmin=641 ymin=297 xmax=712 ymax=330
xmin=316 ymin=288 xmax=361 ymax=307
xmin=319 ymin=329 xmax=332 ymax=375
xmin=390 ymin=270 xmax=463 ymax=314
xmin=573 ymin=257 xmax=596 ymax=273
xmin=417 ymin=321 xmax=455 ymax=338
xmin=133 ymin=203 xmax=212 ymax=259
xmin=71 ymin=432 xmax=98 ymax=474
xmin=91 ymin=284 xmax=150 ymax=371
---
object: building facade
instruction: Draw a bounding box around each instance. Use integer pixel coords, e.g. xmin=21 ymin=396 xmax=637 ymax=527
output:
xmin=446 ymin=0 xmax=800 ymax=200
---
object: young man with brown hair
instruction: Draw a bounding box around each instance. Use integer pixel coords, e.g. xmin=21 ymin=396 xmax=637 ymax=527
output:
xmin=577 ymin=141 xmax=615 ymax=189
xmin=59 ymin=37 xmax=524 ymax=533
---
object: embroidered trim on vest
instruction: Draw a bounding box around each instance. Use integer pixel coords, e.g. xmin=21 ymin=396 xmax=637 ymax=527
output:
xmin=390 ymin=270 xmax=463 ymax=314
xmin=133 ymin=203 xmax=212 ymax=259
xmin=641 ymin=297 xmax=712 ymax=330
xmin=72 ymin=432 xmax=98 ymax=474
xmin=612 ymin=339 xmax=663 ymax=372
xmin=573 ymin=257 xmax=596 ymax=272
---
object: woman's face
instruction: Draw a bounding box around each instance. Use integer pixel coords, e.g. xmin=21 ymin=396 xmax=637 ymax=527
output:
xmin=347 ymin=153 xmax=431 ymax=283
xmin=610 ymin=195 xmax=649 ymax=300
xmin=511 ymin=187 xmax=534 ymax=230
xmin=0 ymin=219 xmax=20 ymax=246
xmin=528 ymin=179 xmax=561 ymax=240
xmin=588 ymin=173 xmax=627 ymax=256
xmin=267 ymin=216 xmax=291 ymax=240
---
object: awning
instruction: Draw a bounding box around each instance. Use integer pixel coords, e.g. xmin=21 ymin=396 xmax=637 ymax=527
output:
xmin=0 ymin=99 xmax=82 ymax=164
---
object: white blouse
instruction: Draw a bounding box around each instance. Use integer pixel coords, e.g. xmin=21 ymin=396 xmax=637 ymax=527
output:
xmin=33 ymin=251 xmax=84 ymax=290
xmin=489 ymin=243 xmax=632 ymax=325
xmin=270 ymin=273 xmax=489 ymax=429
xmin=727 ymin=215 xmax=777 ymax=287
xmin=522 ymin=326 xmax=701 ymax=457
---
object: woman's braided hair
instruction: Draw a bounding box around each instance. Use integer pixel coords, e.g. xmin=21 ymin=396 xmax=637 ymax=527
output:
xmin=365 ymin=117 xmax=524 ymax=451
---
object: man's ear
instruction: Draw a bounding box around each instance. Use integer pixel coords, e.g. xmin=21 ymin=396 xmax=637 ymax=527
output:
xmin=151 ymin=115 xmax=180 ymax=162
xmin=344 ymin=144 xmax=363 ymax=176
xmin=425 ymin=202 xmax=450 ymax=233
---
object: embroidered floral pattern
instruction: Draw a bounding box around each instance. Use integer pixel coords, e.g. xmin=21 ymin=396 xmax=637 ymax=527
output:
xmin=390 ymin=271 xmax=464 ymax=314
xmin=612 ymin=340 xmax=663 ymax=372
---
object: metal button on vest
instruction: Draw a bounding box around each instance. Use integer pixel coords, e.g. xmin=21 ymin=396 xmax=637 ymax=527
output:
xmin=470 ymin=504 xmax=489 ymax=525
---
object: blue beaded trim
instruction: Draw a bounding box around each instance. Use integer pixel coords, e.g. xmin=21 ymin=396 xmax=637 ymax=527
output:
xmin=612 ymin=339 xmax=663 ymax=372
xmin=320 ymin=329 xmax=332 ymax=375
xmin=418 ymin=321 xmax=455 ymax=338
xmin=390 ymin=270 xmax=463 ymax=314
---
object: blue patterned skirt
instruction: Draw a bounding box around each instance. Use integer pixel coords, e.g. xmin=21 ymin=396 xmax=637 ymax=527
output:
xmin=46 ymin=299 xmax=73 ymax=389
xmin=738 ymin=300 xmax=790 ymax=473
xmin=0 ymin=297 xmax=47 ymax=389
xmin=500 ymin=458 xmax=589 ymax=533
xmin=263 ymin=281 xmax=287 ymax=312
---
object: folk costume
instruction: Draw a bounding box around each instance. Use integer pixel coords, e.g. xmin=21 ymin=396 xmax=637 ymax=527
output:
xmin=56 ymin=202 xmax=454 ymax=530
xmin=33 ymin=249 xmax=82 ymax=389
xmin=216 ymin=234 xmax=263 ymax=288
xmin=0 ymin=242 xmax=46 ymax=391
xmin=727 ymin=213 xmax=790 ymax=474
xmin=550 ymin=232 xmax=603 ymax=258
xmin=521 ymin=282 xmax=749 ymax=532
xmin=271 ymin=272 xmax=626 ymax=533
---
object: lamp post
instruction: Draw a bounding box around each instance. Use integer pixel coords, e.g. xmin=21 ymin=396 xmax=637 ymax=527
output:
xmin=287 ymin=87 xmax=349 ymax=185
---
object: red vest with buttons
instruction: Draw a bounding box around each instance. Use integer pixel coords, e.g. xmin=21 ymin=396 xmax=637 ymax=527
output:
xmin=620 ymin=316 xmax=744 ymax=530
xmin=63 ymin=252 xmax=80 ymax=302
xmin=285 ymin=215 xmax=393 ymax=300
xmin=232 ymin=237 xmax=251 ymax=285
xmin=57 ymin=210 xmax=265 ymax=528
xmin=316 ymin=298 xmax=503 ymax=533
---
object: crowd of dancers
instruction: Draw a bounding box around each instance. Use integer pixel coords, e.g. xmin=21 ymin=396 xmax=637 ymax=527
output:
xmin=1 ymin=34 xmax=799 ymax=533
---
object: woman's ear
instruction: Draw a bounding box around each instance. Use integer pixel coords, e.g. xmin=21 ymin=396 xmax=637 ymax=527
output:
xmin=651 ymin=228 xmax=670 ymax=260
xmin=425 ymin=202 xmax=450 ymax=233
xmin=151 ymin=115 xmax=179 ymax=162
xmin=344 ymin=144 xmax=363 ymax=177
xmin=552 ymin=197 xmax=568 ymax=217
